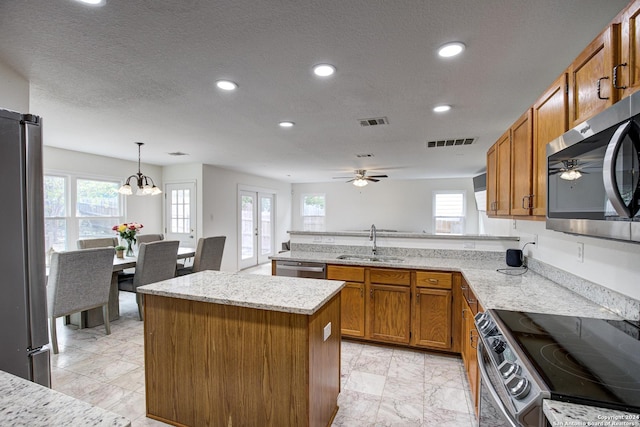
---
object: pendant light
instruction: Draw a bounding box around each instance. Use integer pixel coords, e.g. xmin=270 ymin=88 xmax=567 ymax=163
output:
xmin=117 ymin=142 xmax=162 ymax=196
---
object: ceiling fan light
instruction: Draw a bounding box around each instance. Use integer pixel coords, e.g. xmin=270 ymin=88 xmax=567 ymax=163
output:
xmin=353 ymin=178 xmax=368 ymax=187
xmin=560 ymin=169 xmax=582 ymax=181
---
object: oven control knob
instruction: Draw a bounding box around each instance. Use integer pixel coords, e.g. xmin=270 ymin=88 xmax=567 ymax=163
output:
xmin=477 ymin=317 xmax=497 ymax=336
xmin=491 ymin=337 xmax=506 ymax=354
xmin=507 ymin=376 xmax=531 ymax=400
xmin=498 ymin=361 xmax=521 ymax=379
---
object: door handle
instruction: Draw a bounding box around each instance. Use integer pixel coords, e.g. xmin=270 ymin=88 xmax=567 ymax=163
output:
xmin=613 ymin=63 xmax=628 ymax=89
xmin=597 ymin=76 xmax=610 ymax=100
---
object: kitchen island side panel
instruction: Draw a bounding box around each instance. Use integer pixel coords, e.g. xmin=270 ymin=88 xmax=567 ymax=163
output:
xmin=143 ymin=293 xmax=340 ymax=427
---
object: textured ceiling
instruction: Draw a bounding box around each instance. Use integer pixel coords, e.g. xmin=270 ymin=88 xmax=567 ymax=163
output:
xmin=0 ymin=0 xmax=630 ymax=182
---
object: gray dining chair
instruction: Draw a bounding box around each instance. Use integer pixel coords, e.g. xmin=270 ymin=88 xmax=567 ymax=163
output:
xmin=135 ymin=234 xmax=164 ymax=244
xmin=118 ymin=240 xmax=179 ymax=320
xmin=47 ymin=248 xmax=115 ymax=354
xmin=77 ymin=237 xmax=118 ymax=249
xmin=176 ymin=236 xmax=226 ymax=276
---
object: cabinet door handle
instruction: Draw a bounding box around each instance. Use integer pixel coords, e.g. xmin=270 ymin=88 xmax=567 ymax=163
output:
xmin=613 ymin=63 xmax=628 ymax=89
xmin=528 ymin=194 xmax=534 ymax=209
xmin=521 ymin=195 xmax=529 ymax=209
xmin=360 ymin=287 xmax=364 ymax=298
xmin=462 ymin=308 xmax=467 ymax=319
xmin=416 ymin=292 xmax=420 ymax=303
xmin=370 ymin=289 xmax=374 ymax=299
xmin=597 ymin=76 xmax=610 ymax=100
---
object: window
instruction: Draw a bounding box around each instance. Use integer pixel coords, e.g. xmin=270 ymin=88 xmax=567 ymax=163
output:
xmin=301 ymin=194 xmax=325 ymax=231
xmin=44 ymin=174 xmax=123 ymax=254
xmin=433 ymin=191 xmax=465 ymax=235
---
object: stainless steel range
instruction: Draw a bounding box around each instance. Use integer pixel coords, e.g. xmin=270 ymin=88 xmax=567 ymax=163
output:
xmin=474 ymin=309 xmax=640 ymax=427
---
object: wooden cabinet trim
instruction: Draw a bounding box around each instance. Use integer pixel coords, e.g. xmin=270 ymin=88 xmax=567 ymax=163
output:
xmin=369 ymin=268 xmax=411 ymax=286
xmin=327 ymin=265 xmax=365 ymax=282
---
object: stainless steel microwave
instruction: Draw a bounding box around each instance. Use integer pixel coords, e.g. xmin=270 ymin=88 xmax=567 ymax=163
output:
xmin=546 ymin=91 xmax=640 ymax=243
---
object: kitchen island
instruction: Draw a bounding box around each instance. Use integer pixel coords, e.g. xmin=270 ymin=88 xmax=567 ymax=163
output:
xmin=137 ymin=270 xmax=345 ymax=427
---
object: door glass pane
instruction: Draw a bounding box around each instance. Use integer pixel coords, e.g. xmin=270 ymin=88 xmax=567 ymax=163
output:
xmin=241 ymin=195 xmax=254 ymax=260
xmin=170 ymin=189 xmax=191 ymax=233
xmin=260 ymin=196 xmax=272 ymax=256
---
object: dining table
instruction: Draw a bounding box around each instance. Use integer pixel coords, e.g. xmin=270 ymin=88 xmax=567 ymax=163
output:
xmin=71 ymin=247 xmax=196 ymax=329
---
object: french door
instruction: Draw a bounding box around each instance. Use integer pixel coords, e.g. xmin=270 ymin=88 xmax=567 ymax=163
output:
xmin=165 ymin=182 xmax=197 ymax=248
xmin=239 ymin=189 xmax=275 ymax=269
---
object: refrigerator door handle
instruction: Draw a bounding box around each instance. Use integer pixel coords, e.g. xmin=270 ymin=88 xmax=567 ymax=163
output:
xmin=24 ymin=117 xmax=50 ymax=350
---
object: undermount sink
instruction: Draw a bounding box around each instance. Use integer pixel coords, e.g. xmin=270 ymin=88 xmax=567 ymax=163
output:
xmin=336 ymin=254 xmax=404 ymax=263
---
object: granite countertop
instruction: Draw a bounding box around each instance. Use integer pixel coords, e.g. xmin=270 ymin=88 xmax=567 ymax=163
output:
xmin=271 ymin=251 xmax=618 ymax=319
xmin=137 ymin=270 xmax=345 ymax=315
xmin=543 ymin=400 xmax=640 ymax=427
xmin=0 ymin=370 xmax=130 ymax=426
xmin=288 ymin=230 xmax=519 ymax=241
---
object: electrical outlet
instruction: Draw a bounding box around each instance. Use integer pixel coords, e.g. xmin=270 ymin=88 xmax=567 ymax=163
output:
xmin=313 ymin=236 xmax=322 ymax=243
xmin=323 ymin=322 xmax=332 ymax=341
xmin=512 ymin=220 xmax=517 ymax=229
xmin=577 ymin=242 xmax=584 ymax=263
xmin=324 ymin=236 xmax=335 ymax=243
xmin=463 ymin=242 xmax=475 ymax=249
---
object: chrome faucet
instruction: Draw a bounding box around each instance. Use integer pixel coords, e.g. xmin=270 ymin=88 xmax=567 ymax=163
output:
xmin=369 ymin=224 xmax=377 ymax=255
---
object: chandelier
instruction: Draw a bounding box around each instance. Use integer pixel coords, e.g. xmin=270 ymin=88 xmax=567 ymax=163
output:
xmin=117 ymin=142 xmax=162 ymax=196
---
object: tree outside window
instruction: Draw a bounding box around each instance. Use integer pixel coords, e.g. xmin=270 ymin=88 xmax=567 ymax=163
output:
xmin=433 ymin=191 xmax=465 ymax=235
xmin=302 ymin=194 xmax=325 ymax=231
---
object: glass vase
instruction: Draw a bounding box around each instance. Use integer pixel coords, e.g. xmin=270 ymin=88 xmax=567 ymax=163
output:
xmin=124 ymin=238 xmax=135 ymax=257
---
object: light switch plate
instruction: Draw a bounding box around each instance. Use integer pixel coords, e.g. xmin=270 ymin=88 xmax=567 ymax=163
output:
xmin=323 ymin=322 xmax=331 ymax=341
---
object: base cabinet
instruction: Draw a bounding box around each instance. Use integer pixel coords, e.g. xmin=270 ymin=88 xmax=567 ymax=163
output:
xmin=460 ymin=279 xmax=481 ymax=416
xmin=327 ymin=264 xmax=455 ymax=352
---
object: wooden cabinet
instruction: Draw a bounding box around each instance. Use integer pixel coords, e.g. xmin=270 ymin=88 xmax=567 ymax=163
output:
xmin=412 ymin=271 xmax=452 ymax=350
xmin=620 ymin=0 xmax=640 ymax=97
xmin=532 ymin=73 xmax=569 ymax=217
xmin=510 ymin=109 xmax=534 ymax=216
xmin=326 ymin=264 xmax=457 ymax=351
xmin=568 ymin=24 xmax=620 ymax=128
xmin=460 ymin=278 xmax=480 ymax=416
xmin=368 ymin=268 xmax=411 ymax=344
xmin=486 ymin=129 xmax=511 ymax=216
xmin=327 ymin=265 xmax=365 ymax=338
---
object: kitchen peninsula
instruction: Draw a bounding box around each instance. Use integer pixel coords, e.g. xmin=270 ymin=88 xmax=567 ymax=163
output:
xmin=137 ymin=271 xmax=345 ymax=427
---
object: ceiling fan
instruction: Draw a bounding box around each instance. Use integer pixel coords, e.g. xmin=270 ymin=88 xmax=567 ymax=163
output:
xmin=333 ymin=169 xmax=389 ymax=186
xmin=549 ymin=159 xmax=590 ymax=181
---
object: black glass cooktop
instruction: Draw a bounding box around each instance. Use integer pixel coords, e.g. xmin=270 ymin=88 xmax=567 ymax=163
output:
xmin=494 ymin=309 xmax=640 ymax=413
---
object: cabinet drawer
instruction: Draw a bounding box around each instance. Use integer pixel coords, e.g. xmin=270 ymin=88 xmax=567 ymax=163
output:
xmin=415 ymin=271 xmax=452 ymax=289
xmin=327 ymin=265 xmax=365 ymax=282
xmin=370 ymin=268 xmax=410 ymax=286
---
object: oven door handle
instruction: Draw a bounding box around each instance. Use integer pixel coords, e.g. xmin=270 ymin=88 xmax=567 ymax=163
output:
xmin=477 ymin=341 xmax=518 ymax=427
xmin=276 ymin=265 xmax=325 ymax=273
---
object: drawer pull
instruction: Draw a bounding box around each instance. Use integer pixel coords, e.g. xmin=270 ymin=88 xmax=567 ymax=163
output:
xmin=428 ymin=278 xmax=438 ymax=283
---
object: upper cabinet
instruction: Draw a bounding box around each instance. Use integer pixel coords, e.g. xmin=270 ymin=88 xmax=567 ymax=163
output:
xmin=568 ymin=24 xmax=620 ymax=128
xmin=532 ymin=74 xmax=569 ymax=217
xmin=620 ymin=0 xmax=640 ymax=97
xmin=510 ymin=109 xmax=533 ymax=216
xmin=486 ymin=130 xmax=511 ymax=216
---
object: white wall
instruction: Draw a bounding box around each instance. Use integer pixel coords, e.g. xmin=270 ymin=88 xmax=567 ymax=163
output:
xmin=0 ymin=60 xmax=29 ymax=113
xmin=482 ymin=214 xmax=640 ymax=301
xmin=200 ymin=165 xmax=292 ymax=272
xmin=44 ymin=146 xmax=164 ymax=235
xmin=292 ymin=178 xmax=479 ymax=234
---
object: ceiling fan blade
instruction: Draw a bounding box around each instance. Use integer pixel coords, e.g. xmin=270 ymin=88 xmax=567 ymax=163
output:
xmin=366 ymin=178 xmax=380 ymax=182
xmin=345 ymin=178 xmax=355 ymax=183
xmin=367 ymin=174 xmax=388 ymax=178
xmin=332 ymin=176 xmax=352 ymax=179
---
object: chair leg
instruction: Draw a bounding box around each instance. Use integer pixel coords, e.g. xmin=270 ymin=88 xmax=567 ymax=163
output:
xmin=102 ymin=304 xmax=111 ymax=335
xmin=136 ymin=293 xmax=144 ymax=321
xmin=50 ymin=317 xmax=59 ymax=355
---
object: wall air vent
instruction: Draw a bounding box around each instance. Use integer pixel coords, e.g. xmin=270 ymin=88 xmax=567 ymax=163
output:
xmin=168 ymin=151 xmax=189 ymax=156
xmin=356 ymin=153 xmax=375 ymax=158
xmin=359 ymin=117 xmax=389 ymax=127
xmin=426 ymin=138 xmax=476 ymax=148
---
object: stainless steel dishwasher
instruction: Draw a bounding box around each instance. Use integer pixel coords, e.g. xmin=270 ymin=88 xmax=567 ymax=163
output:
xmin=274 ymin=260 xmax=326 ymax=279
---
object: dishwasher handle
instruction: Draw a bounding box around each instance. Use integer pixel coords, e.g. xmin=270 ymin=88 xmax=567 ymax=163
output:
xmin=276 ymin=264 xmax=325 ymax=273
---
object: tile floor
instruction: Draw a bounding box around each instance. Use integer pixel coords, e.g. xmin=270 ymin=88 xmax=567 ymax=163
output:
xmin=50 ymin=264 xmax=476 ymax=427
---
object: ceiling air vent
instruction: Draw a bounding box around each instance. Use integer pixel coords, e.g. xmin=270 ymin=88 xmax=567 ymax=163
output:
xmin=426 ymin=138 xmax=476 ymax=148
xmin=359 ymin=117 xmax=389 ymax=127
xmin=356 ymin=153 xmax=374 ymax=158
xmin=168 ymin=151 xmax=189 ymax=156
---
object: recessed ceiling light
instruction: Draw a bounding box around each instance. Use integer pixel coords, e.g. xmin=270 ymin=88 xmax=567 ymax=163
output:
xmin=313 ymin=64 xmax=336 ymax=77
xmin=75 ymin=0 xmax=105 ymax=5
xmin=438 ymin=42 xmax=466 ymax=58
xmin=279 ymin=121 xmax=295 ymax=128
xmin=216 ymin=80 xmax=238 ymax=91
xmin=433 ymin=105 xmax=452 ymax=113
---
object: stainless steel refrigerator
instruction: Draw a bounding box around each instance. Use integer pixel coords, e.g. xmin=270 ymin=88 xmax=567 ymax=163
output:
xmin=0 ymin=108 xmax=51 ymax=387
